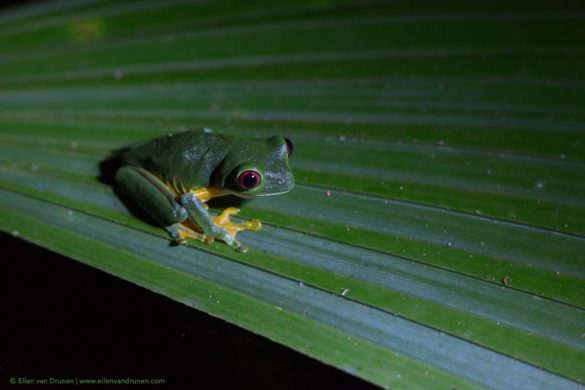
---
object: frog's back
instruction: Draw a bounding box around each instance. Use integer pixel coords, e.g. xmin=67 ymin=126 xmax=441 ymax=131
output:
xmin=119 ymin=130 xmax=231 ymax=189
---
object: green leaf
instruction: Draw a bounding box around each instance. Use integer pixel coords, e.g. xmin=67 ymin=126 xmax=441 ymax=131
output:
xmin=1 ymin=0 xmax=584 ymax=388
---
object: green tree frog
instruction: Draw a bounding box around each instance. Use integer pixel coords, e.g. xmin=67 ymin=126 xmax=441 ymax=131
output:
xmin=115 ymin=129 xmax=295 ymax=253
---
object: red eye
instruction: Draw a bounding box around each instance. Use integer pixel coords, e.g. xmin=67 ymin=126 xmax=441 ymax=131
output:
xmin=284 ymin=137 xmax=294 ymax=157
xmin=238 ymin=170 xmax=262 ymax=189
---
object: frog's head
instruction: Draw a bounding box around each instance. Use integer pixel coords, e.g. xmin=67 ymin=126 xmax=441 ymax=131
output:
xmin=213 ymin=135 xmax=295 ymax=198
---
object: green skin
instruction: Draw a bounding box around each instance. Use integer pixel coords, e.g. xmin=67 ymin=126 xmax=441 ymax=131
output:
xmin=115 ymin=129 xmax=294 ymax=252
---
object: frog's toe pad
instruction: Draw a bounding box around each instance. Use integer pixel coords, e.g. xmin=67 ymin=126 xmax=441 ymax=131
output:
xmin=246 ymin=219 xmax=262 ymax=231
xmin=235 ymin=243 xmax=249 ymax=253
xmin=171 ymin=237 xmax=187 ymax=246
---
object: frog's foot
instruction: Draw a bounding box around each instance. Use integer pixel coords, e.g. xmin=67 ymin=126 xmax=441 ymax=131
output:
xmin=165 ymin=223 xmax=213 ymax=246
xmin=213 ymin=207 xmax=261 ymax=240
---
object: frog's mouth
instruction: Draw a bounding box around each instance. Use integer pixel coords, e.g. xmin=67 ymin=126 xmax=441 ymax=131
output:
xmin=229 ymin=190 xmax=290 ymax=199
xmin=255 ymin=190 xmax=292 ymax=196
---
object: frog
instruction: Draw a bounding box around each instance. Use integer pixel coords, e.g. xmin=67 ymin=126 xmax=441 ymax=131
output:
xmin=114 ymin=129 xmax=294 ymax=253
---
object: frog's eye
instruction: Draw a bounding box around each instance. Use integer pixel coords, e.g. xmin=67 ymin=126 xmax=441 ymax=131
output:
xmin=238 ymin=170 xmax=262 ymax=190
xmin=284 ymin=137 xmax=294 ymax=157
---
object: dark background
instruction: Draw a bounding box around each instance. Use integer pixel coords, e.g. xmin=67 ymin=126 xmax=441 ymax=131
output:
xmin=0 ymin=232 xmax=375 ymax=389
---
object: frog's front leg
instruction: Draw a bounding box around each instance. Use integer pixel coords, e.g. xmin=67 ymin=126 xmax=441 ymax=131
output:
xmin=179 ymin=193 xmax=250 ymax=253
xmin=213 ymin=207 xmax=261 ymax=239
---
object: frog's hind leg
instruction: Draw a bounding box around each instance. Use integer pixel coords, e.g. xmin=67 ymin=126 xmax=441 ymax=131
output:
xmin=115 ymin=166 xmax=208 ymax=245
xmin=166 ymin=223 xmax=212 ymax=246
